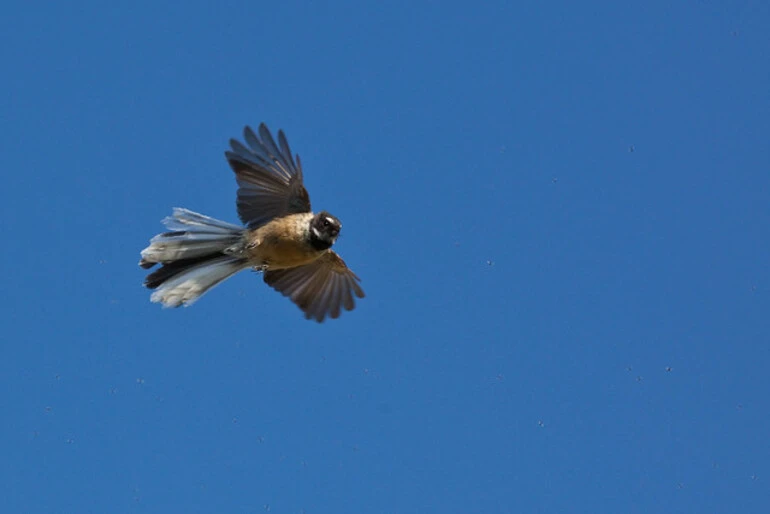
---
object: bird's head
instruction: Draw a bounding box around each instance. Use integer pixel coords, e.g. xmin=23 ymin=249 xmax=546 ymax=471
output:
xmin=309 ymin=211 xmax=342 ymax=250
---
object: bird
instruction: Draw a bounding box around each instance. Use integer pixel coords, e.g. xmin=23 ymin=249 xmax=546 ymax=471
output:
xmin=139 ymin=123 xmax=365 ymax=322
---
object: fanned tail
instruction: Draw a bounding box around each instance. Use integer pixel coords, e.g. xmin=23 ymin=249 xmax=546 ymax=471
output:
xmin=140 ymin=208 xmax=248 ymax=307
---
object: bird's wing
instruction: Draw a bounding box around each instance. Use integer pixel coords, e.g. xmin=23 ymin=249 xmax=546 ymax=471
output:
xmin=263 ymin=251 xmax=365 ymax=322
xmin=225 ymin=123 xmax=311 ymax=228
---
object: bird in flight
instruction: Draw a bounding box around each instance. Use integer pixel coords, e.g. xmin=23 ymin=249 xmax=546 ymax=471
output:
xmin=139 ymin=123 xmax=364 ymax=322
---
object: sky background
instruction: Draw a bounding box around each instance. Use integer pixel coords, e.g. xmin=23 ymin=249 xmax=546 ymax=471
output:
xmin=1 ymin=1 xmax=769 ymax=512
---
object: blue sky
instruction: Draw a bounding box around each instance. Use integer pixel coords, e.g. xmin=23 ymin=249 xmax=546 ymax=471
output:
xmin=1 ymin=1 xmax=768 ymax=512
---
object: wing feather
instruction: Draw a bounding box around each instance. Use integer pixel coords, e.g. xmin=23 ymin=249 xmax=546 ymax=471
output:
xmin=225 ymin=123 xmax=310 ymax=228
xmin=263 ymin=251 xmax=365 ymax=322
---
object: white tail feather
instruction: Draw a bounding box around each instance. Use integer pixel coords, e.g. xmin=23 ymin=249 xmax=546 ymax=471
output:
xmin=150 ymin=256 xmax=247 ymax=307
xmin=141 ymin=208 xmax=244 ymax=265
xmin=163 ymin=208 xmax=244 ymax=232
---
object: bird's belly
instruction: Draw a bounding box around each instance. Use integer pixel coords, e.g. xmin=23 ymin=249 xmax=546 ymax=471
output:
xmin=252 ymin=238 xmax=320 ymax=269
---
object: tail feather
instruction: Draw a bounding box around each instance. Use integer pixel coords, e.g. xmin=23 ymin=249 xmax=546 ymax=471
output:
xmin=149 ymin=255 xmax=247 ymax=307
xmin=162 ymin=208 xmax=244 ymax=232
xmin=144 ymin=255 xmax=218 ymax=289
xmin=140 ymin=208 xmax=244 ymax=267
xmin=141 ymin=230 xmax=243 ymax=264
xmin=140 ymin=209 xmax=248 ymax=307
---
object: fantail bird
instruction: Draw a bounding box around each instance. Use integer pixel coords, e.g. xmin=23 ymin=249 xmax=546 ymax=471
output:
xmin=139 ymin=123 xmax=365 ymax=322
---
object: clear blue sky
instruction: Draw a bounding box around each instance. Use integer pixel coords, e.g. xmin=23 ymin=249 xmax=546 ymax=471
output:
xmin=1 ymin=1 xmax=768 ymax=512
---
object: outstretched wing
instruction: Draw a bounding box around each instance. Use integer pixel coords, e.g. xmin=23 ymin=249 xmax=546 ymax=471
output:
xmin=225 ymin=123 xmax=311 ymax=228
xmin=263 ymin=251 xmax=365 ymax=322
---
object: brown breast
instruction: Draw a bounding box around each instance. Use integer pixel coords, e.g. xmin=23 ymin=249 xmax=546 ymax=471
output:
xmin=246 ymin=214 xmax=321 ymax=269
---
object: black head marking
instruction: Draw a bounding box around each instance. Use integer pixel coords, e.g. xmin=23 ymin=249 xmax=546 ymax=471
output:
xmin=309 ymin=211 xmax=341 ymax=251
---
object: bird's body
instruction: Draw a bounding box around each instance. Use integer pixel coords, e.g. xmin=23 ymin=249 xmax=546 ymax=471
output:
xmin=139 ymin=124 xmax=364 ymax=322
xmin=246 ymin=212 xmax=318 ymax=269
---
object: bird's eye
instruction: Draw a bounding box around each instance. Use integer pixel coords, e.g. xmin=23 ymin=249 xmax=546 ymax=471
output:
xmin=322 ymin=219 xmax=330 ymax=227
